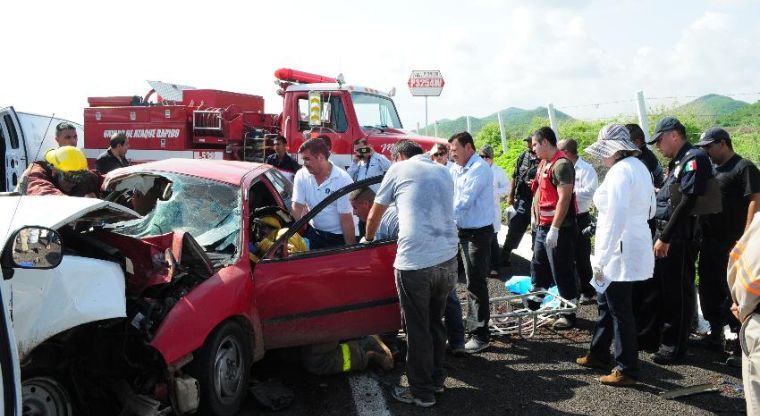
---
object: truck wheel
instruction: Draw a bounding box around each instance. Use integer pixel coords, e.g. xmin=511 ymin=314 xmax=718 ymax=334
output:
xmin=191 ymin=321 xmax=251 ymax=416
xmin=22 ymin=376 xmax=74 ymax=416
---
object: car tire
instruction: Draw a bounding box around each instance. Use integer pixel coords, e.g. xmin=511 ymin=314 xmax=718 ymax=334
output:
xmin=190 ymin=320 xmax=251 ymax=416
xmin=22 ymin=376 xmax=74 ymax=416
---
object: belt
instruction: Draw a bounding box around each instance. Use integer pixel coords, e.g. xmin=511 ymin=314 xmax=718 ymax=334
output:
xmin=457 ymin=225 xmax=492 ymax=232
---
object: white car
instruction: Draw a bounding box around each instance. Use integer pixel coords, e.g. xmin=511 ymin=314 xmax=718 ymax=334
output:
xmin=0 ymin=195 xmax=139 ymax=415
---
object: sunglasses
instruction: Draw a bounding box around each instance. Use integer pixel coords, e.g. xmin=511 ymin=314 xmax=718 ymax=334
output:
xmin=433 ymin=152 xmax=447 ymax=157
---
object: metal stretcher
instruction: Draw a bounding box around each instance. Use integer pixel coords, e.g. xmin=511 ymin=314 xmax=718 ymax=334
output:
xmin=475 ymin=290 xmax=578 ymax=338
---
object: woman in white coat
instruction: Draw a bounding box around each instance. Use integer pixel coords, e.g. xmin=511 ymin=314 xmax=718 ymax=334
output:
xmin=575 ymin=124 xmax=656 ymax=386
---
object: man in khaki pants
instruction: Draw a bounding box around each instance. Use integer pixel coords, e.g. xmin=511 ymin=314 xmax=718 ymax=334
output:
xmin=728 ymin=212 xmax=760 ymax=415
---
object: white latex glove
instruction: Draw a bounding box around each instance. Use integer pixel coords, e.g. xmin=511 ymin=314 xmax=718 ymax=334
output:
xmin=359 ymin=237 xmax=373 ymax=244
xmin=545 ymin=226 xmax=560 ymax=249
xmin=593 ymin=266 xmax=604 ymax=283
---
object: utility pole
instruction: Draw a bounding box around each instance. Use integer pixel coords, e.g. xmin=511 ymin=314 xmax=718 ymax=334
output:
xmin=636 ymin=91 xmax=650 ymax=143
xmin=434 ymin=121 xmax=439 ymax=138
xmin=425 ymin=96 xmax=429 ymax=136
xmin=466 ymin=116 xmax=471 ymax=133
xmin=547 ymin=103 xmax=559 ymax=138
xmin=497 ymin=111 xmax=507 ymax=154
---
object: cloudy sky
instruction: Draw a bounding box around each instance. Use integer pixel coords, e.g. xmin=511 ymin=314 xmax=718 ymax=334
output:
xmin=2 ymin=0 xmax=759 ymax=129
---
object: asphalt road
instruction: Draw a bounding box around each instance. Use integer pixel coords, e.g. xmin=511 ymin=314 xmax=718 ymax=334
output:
xmin=243 ymin=232 xmax=747 ymax=416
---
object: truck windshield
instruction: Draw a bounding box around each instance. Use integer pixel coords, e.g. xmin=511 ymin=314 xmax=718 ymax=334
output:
xmin=109 ymin=173 xmax=242 ymax=257
xmin=350 ymin=92 xmax=402 ymax=129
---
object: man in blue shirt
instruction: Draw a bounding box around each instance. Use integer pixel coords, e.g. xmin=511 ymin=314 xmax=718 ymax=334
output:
xmin=448 ymin=131 xmax=494 ymax=353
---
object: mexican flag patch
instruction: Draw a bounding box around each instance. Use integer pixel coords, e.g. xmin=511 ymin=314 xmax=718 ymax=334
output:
xmin=682 ymin=160 xmax=697 ymax=173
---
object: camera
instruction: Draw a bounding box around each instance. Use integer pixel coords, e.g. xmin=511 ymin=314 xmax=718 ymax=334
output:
xmin=581 ymin=217 xmax=597 ymax=237
xmin=356 ymin=146 xmax=371 ymax=155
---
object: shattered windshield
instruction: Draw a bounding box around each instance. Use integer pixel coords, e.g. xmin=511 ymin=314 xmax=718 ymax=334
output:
xmin=108 ymin=173 xmax=242 ymax=257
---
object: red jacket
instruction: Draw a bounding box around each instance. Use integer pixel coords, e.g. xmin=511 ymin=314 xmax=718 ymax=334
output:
xmin=532 ymin=150 xmax=576 ymax=226
xmin=18 ymin=162 xmax=102 ymax=197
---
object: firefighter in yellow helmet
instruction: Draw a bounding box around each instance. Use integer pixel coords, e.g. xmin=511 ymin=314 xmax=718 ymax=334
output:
xmin=249 ymin=206 xmax=307 ymax=262
xmin=17 ymin=146 xmax=102 ymax=197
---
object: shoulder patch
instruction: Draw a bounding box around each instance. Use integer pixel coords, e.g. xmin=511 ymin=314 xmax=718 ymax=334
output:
xmin=683 ymin=160 xmax=697 ymax=173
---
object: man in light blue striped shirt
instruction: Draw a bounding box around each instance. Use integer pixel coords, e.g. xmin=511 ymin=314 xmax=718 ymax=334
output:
xmin=449 ymin=131 xmax=494 ymax=353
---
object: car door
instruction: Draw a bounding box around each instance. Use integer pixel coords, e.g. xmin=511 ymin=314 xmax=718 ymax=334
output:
xmin=252 ymin=176 xmax=400 ymax=350
xmin=0 ymin=107 xmax=28 ymax=193
xmin=0 ymin=270 xmax=22 ymax=416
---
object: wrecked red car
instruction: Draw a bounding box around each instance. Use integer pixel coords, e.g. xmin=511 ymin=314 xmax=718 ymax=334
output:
xmin=82 ymin=159 xmax=399 ymax=415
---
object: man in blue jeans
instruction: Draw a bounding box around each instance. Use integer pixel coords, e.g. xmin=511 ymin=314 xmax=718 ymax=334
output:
xmin=365 ymin=140 xmax=459 ymax=408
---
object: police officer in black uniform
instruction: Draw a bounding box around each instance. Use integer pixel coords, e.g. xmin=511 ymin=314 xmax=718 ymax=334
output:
xmin=500 ymin=136 xmax=539 ymax=266
xmin=636 ymin=116 xmax=714 ymax=364
xmin=692 ymin=127 xmax=760 ymax=362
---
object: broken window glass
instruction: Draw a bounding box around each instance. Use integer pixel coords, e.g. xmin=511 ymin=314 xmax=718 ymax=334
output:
xmin=108 ymin=173 xmax=242 ymax=259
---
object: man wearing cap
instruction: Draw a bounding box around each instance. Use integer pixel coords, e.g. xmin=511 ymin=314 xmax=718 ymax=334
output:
xmin=54 ymin=122 xmax=78 ymax=147
xmin=692 ymin=127 xmax=760 ymax=361
xmin=626 ymin=124 xmax=664 ymax=189
xmin=478 ymin=144 xmax=511 ymax=278
xmin=531 ymin=127 xmax=579 ymax=329
xmin=558 ymin=139 xmax=599 ymax=304
xmin=640 ymin=116 xmax=714 ymax=364
xmin=17 ymin=146 xmax=101 ymax=197
xmin=96 ymin=132 xmax=130 ymax=174
xmin=501 ymin=136 xmax=539 ymax=266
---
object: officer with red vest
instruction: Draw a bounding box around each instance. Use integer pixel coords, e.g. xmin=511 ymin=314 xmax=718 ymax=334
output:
xmin=530 ymin=126 xmax=579 ymax=329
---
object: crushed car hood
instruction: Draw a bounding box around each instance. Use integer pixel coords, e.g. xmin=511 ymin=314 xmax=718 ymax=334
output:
xmin=0 ymin=195 xmax=140 ymax=244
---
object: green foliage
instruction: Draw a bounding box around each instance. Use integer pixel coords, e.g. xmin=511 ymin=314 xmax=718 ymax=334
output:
xmin=421 ymin=107 xmax=572 ymax=139
xmin=718 ymin=100 xmax=760 ymax=127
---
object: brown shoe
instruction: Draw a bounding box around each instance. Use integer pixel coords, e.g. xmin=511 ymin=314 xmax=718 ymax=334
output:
xmin=363 ymin=335 xmax=394 ymax=371
xmin=598 ymin=369 xmax=637 ymax=386
xmin=575 ymin=354 xmax=609 ymax=370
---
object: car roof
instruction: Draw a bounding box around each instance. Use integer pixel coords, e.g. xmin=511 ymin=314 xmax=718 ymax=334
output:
xmin=108 ymin=158 xmax=270 ymax=185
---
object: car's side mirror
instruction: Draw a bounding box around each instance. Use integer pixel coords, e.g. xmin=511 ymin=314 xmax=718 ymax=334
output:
xmin=321 ymin=102 xmax=332 ymax=123
xmin=2 ymin=227 xmax=63 ymax=279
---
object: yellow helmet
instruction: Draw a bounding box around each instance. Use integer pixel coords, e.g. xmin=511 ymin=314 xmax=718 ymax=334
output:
xmin=44 ymin=146 xmax=88 ymax=173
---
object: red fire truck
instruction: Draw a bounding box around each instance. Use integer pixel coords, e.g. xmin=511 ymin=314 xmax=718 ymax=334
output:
xmin=83 ymin=69 xmax=445 ymax=171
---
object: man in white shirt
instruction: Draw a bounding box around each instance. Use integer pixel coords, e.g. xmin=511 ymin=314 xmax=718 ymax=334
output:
xmin=478 ymin=145 xmax=511 ymax=278
xmin=292 ymin=138 xmax=356 ymax=249
xmin=449 ymin=132 xmax=495 ymax=353
xmin=347 ymin=138 xmax=391 ymax=190
xmin=559 ymin=139 xmax=599 ymax=304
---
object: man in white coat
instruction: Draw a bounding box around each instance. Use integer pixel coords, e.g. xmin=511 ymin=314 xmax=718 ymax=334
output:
xmin=575 ymin=124 xmax=657 ymax=386
xmin=479 ymin=145 xmax=511 ymax=277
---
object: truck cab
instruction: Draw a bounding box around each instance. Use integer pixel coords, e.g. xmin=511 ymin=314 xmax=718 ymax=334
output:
xmin=279 ymin=81 xmax=437 ymax=169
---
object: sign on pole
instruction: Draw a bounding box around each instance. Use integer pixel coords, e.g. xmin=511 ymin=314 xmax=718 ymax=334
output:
xmin=408 ymin=70 xmax=445 ymax=137
xmin=407 ymin=70 xmax=445 ymax=96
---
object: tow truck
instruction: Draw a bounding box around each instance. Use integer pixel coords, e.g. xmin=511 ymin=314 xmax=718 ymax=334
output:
xmin=83 ymin=68 xmax=445 ymax=170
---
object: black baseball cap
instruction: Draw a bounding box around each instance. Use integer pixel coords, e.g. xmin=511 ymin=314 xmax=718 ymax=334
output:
xmin=696 ymin=127 xmax=730 ymax=147
xmin=647 ymin=116 xmax=685 ymax=144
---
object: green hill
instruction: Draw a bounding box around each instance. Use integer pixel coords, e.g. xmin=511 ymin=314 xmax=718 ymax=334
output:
xmin=418 ymin=106 xmax=573 ymax=138
xmin=673 ymin=94 xmax=748 ymax=122
xmin=718 ymin=100 xmax=760 ymax=127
